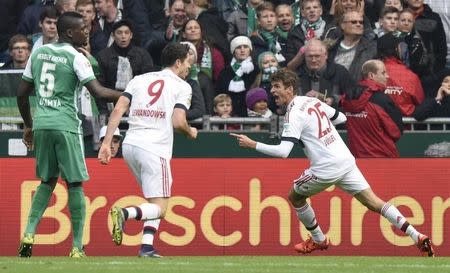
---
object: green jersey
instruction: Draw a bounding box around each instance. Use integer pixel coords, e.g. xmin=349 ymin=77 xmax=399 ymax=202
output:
xmin=22 ymin=43 xmax=96 ymax=134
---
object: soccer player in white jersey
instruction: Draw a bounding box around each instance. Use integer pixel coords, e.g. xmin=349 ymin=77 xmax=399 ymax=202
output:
xmin=231 ymin=68 xmax=435 ymax=257
xmin=98 ymin=42 xmax=198 ymax=257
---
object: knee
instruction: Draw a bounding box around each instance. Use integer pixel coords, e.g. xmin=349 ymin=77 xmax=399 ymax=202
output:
xmin=288 ymin=189 xmax=307 ymax=208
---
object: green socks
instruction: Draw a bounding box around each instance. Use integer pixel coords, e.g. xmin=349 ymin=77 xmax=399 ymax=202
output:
xmin=24 ymin=183 xmax=53 ymax=235
xmin=68 ymin=186 xmax=86 ymax=249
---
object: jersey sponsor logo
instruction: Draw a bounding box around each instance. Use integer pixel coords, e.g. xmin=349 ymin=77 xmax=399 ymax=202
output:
xmin=384 ymin=86 xmax=403 ymax=96
xmin=39 ymin=97 xmax=62 ymax=107
xmin=322 ymin=134 xmax=336 ymax=147
xmin=37 ymin=53 xmax=67 ymax=64
xmin=131 ymin=109 xmax=166 ymax=119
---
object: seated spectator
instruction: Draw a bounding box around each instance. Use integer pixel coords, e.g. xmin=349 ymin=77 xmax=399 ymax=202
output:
xmin=1 ymin=34 xmax=31 ymax=69
xmin=226 ymin=0 xmax=263 ymax=41
xmin=298 ymin=38 xmax=357 ymax=109
xmin=342 ymin=59 xmax=403 ymax=158
xmin=284 ymin=0 xmax=340 ymax=71
xmin=329 ymin=0 xmax=376 ymax=39
xmin=165 ymin=0 xmax=188 ymax=43
xmin=245 ymin=87 xmax=273 ymax=131
xmin=180 ymin=41 xmax=207 ymax=121
xmin=217 ymin=36 xmax=257 ymax=117
xmin=181 ymin=18 xmax=225 ymax=83
xmin=212 ymin=93 xmax=239 ymax=130
xmin=96 ymin=20 xmax=154 ymax=122
xmin=76 ymin=0 xmax=107 ymax=56
xmin=329 ymin=10 xmax=377 ymax=82
xmin=275 ymin=4 xmax=295 ymax=53
xmin=99 ymin=125 xmax=123 ymax=157
xmin=250 ymin=2 xmax=286 ymax=66
xmin=397 ymin=8 xmax=430 ymax=77
xmin=406 ymin=0 xmax=447 ymax=74
xmin=31 ymin=6 xmax=60 ymax=52
xmin=251 ymin=51 xmax=279 ymax=113
xmin=384 ymin=0 xmax=404 ymax=11
xmin=17 ymin=0 xmax=55 ymax=37
xmin=437 ymin=74 xmax=450 ymax=101
xmin=374 ymin=6 xmax=400 ymax=38
xmin=377 ymin=33 xmax=424 ymax=117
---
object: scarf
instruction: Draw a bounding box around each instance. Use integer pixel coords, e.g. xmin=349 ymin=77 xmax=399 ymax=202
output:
xmin=259 ymin=30 xmax=285 ymax=63
xmin=228 ymin=56 xmax=254 ymax=93
xmin=275 ymin=26 xmax=289 ymax=40
xmin=189 ymin=63 xmax=200 ymax=82
xmin=291 ymin=1 xmax=301 ymax=26
xmin=247 ymin=4 xmax=257 ymax=36
xmin=301 ymin=17 xmax=324 ymax=40
xmin=247 ymin=108 xmax=273 ymax=118
xmin=198 ymin=42 xmax=213 ymax=79
xmin=262 ymin=66 xmax=278 ymax=83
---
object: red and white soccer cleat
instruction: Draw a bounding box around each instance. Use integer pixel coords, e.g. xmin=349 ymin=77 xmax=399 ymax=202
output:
xmin=294 ymin=236 xmax=329 ymax=254
xmin=417 ymin=234 xmax=435 ymax=257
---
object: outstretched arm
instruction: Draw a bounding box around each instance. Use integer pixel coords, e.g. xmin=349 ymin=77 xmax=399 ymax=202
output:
xmin=230 ymin=133 xmax=294 ymax=158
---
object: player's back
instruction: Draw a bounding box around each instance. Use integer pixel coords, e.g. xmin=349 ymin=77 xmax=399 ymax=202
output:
xmin=287 ymin=96 xmax=355 ymax=179
xmin=23 ymin=43 xmax=95 ymax=134
xmin=123 ymin=69 xmax=192 ymax=159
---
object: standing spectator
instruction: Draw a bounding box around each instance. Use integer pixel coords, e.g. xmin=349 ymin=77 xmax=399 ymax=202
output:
xmin=329 ymin=10 xmax=377 ymax=82
xmin=164 ymin=0 xmax=188 ymax=43
xmin=17 ymin=0 xmax=55 ymax=38
xmin=298 ymin=39 xmax=356 ymax=109
xmin=216 ymin=36 xmax=257 ymax=117
xmin=31 ymin=6 xmax=60 ymax=52
xmin=377 ymin=33 xmax=425 ymax=117
xmin=275 ymin=4 xmax=295 ymax=53
xmin=1 ymin=34 xmax=31 ymax=70
xmin=343 ymin=60 xmax=403 ymax=157
xmin=17 ymin=11 xmax=121 ymax=258
xmin=284 ymin=0 xmax=339 ymax=71
xmin=96 ymin=20 xmax=154 ymax=123
xmin=230 ymin=69 xmax=435 ymax=257
xmin=251 ymin=51 xmax=280 ymax=113
xmin=329 ymin=0 xmax=375 ymax=38
xmin=424 ymin=0 xmax=450 ymax=69
xmin=0 ymin=0 xmax=28 ymax=63
xmin=406 ymin=0 xmax=447 ymax=74
xmin=76 ymin=0 xmax=108 ymax=56
xmin=373 ymin=6 xmax=400 ymax=38
xmin=99 ymin=43 xmax=197 ymax=258
xmin=226 ymin=0 xmax=264 ymax=41
xmin=250 ymin=2 xmax=286 ymax=66
xmin=211 ymin=93 xmax=240 ymax=130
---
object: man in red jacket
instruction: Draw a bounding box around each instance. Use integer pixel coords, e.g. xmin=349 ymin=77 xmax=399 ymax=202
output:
xmin=343 ymin=59 xmax=403 ymax=157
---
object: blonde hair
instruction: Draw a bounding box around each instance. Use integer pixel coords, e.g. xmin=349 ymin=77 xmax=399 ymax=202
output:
xmin=213 ymin=93 xmax=232 ymax=106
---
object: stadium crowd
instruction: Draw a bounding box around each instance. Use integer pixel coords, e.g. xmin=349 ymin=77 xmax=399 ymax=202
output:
xmin=1 ymin=0 xmax=450 ymax=157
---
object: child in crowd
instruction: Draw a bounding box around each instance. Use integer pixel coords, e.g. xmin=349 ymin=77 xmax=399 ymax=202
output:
xmin=212 ymin=93 xmax=240 ymax=130
xmin=245 ymin=87 xmax=273 ymax=131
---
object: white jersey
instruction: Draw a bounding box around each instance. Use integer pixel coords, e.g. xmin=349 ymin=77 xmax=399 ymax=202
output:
xmin=282 ymin=96 xmax=355 ymax=179
xmin=122 ymin=69 xmax=192 ymax=159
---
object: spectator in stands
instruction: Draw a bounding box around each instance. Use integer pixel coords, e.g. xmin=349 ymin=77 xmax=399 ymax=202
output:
xmin=217 ymin=36 xmax=257 ymax=117
xmin=99 ymin=125 xmax=122 ymax=157
xmin=377 ymin=33 xmax=425 ymax=117
xmin=284 ymin=0 xmax=339 ymax=71
xmin=183 ymin=0 xmax=230 ymax=61
xmin=406 ymin=0 xmax=447 ymax=74
xmin=250 ymin=2 xmax=286 ymax=66
xmin=384 ymin=0 xmax=404 ymax=11
xmin=165 ymin=0 xmax=188 ymax=43
xmin=1 ymin=34 xmax=31 ymax=70
xmin=275 ymin=4 xmax=294 ymax=53
xmin=245 ymin=87 xmax=272 ymax=131
xmin=374 ymin=6 xmax=400 ymax=38
xmin=212 ymin=93 xmax=239 ymax=130
xmin=0 ymin=0 xmax=28 ymax=63
xmin=31 ymin=6 xmax=60 ymax=52
xmin=226 ymin=0 xmax=263 ymax=41
xmin=298 ymin=38 xmax=357 ymax=109
xmin=76 ymin=0 xmax=107 ymax=56
xmin=397 ymin=8 xmax=430 ymax=77
xmin=251 ymin=51 xmax=279 ymax=113
xmin=329 ymin=10 xmax=377 ymax=82
xmin=424 ymin=0 xmax=450 ymax=69
xmin=329 ymin=0 xmax=375 ymax=39
xmin=180 ymin=41 xmax=207 ymax=121
xmin=94 ymin=0 xmax=153 ymax=48
xmin=342 ymin=59 xmax=403 ymax=157
xmin=96 ymin=20 xmax=154 ymax=123
xmin=17 ymin=0 xmax=55 ymax=37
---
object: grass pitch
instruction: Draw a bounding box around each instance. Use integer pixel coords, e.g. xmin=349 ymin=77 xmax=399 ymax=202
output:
xmin=1 ymin=256 xmax=449 ymax=273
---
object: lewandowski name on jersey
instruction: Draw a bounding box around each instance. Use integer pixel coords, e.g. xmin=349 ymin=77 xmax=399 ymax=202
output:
xmin=131 ymin=109 xmax=166 ymax=119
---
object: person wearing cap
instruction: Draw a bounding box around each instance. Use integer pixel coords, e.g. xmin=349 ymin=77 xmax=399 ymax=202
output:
xmin=251 ymin=51 xmax=279 ymax=113
xmin=216 ymin=35 xmax=257 ymax=117
xmin=245 ymin=87 xmax=273 ymax=131
xmin=98 ymin=125 xmax=123 ymax=157
xmin=96 ymin=19 xmax=154 ymax=123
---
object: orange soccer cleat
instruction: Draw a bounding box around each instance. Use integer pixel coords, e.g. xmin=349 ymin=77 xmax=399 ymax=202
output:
xmin=294 ymin=236 xmax=329 ymax=254
xmin=417 ymin=234 xmax=435 ymax=257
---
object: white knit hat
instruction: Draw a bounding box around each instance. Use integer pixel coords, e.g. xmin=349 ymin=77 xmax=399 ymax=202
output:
xmin=230 ymin=36 xmax=253 ymax=54
xmin=180 ymin=41 xmax=197 ymax=62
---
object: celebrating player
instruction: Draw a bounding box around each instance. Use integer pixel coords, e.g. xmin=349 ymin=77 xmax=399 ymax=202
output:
xmin=231 ymin=68 xmax=435 ymax=257
xmin=98 ymin=42 xmax=197 ymax=257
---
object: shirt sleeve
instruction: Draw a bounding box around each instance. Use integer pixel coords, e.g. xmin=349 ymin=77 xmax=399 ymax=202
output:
xmin=281 ymin=107 xmax=305 ymax=142
xmin=73 ymin=52 xmax=96 ymax=85
xmin=123 ymin=77 xmax=137 ymax=97
xmin=175 ymin=82 xmax=192 ymax=110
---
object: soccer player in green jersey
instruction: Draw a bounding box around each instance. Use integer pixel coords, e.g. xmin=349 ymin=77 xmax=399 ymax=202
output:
xmin=16 ymin=11 xmax=121 ymax=258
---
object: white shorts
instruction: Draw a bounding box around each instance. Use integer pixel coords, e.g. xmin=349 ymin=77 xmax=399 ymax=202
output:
xmin=123 ymin=144 xmax=172 ymax=198
xmin=293 ymin=166 xmax=370 ymax=197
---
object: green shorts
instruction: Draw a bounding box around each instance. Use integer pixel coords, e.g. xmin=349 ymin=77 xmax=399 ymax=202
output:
xmin=33 ymin=130 xmax=89 ymax=182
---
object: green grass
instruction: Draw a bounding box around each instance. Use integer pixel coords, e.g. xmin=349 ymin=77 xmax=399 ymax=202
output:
xmin=0 ymin=256 xmax=449 ymax=273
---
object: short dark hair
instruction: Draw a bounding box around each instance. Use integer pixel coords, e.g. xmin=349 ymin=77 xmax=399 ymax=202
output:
xmin=256 ymin=2 xmax=275 ymax=18
xmin=379 ymin=6 xmax=399 ymax=18
xmin=57 ymin=11 xmax=83 ymax=37
xmin=8 ymin=34 xmax=31 ymax=51
xmin=112 ymin=19 xmax=134 ymax=34
xmin=39 ymin=6 xmax=60 ymax=22
xmin=160 ymin=42 xmax=190 ymax=67
xmin=270 ymin=68 xmax=299 ymax=91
